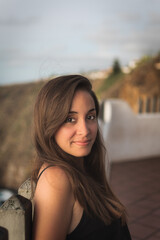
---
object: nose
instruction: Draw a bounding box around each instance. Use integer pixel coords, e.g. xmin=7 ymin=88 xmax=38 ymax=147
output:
xmin=77 ymin=119 xmax=90 ymax=136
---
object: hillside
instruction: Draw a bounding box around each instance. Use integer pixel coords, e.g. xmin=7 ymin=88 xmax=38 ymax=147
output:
xmin=97 ymin=54 xmax=160 ymax=112
xmin=0 ymin=80 xmax=46 ymax=189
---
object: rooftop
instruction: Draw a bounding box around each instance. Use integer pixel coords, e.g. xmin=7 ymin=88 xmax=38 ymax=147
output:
xmin=110 ymin=157 xmax=160 ymax=240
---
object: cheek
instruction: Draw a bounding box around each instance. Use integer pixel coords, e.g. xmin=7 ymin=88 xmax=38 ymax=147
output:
xmin=91 ymin=123 xmax=98 ymax=139
xmin=55 ymin=127 xmax=75 ymax=145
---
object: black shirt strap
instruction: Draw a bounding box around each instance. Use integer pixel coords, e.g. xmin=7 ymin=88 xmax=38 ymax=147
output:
xmin=37 ymin=165 xmax=54 ymax=182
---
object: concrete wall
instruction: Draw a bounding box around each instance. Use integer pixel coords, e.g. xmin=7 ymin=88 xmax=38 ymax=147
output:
xmin=100 ymin=99 xmax=160 ymax=162
xmin=0 ymin=180 xmax=32 ymax=240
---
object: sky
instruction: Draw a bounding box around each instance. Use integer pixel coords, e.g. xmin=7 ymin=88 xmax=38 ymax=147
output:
xmin=0 ymin=0 xmax=160 ymax=85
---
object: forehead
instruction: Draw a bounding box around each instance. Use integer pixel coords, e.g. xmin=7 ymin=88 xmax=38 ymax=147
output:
xmin=71 ymin=90 xmax=95 ymax=110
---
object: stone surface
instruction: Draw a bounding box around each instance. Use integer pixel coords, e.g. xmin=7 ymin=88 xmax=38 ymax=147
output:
xmin=18 ymin=178 xmax=35 ymax=200
xmin=0 ymin=195 xmax=32 ymax=240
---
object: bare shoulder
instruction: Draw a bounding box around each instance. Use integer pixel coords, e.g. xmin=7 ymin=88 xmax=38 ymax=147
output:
xmin=33 ymin=166 xmax=75 ymax=240
xmin=34 ymin=165 xmax=73 ymax=200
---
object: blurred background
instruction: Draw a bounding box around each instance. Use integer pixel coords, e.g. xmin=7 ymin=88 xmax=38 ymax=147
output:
xmin=0 ymin=0 xmax=160 ymax=238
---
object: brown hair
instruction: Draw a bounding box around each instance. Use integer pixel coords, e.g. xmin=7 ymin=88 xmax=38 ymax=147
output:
xmin=32 ymin=75 xmax=126 ymax=225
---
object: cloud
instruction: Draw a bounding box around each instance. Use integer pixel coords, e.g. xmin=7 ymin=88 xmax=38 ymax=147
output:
xmin=87 ymin=8 xmax=160 ymax=63
xmin=0 ymin=16 xmax=38 ymax=26
xmin=148 ymin=13 xmax=160 ymax=26
xmin=120 ymin=12 xmax=142 ymax=23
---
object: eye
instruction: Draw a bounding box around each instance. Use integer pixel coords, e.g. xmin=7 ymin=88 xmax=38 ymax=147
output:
xmin=87 ymin=115 xmax=96 ymax=120
xmin=65 ymin=117 xmax=76 ymax=123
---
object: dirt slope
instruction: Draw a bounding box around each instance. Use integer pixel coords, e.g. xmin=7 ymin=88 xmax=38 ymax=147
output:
xmin=101 ymin=55 xmax=160 ymax=112
xmin=0 ymin=81 xmax=45 ymax=189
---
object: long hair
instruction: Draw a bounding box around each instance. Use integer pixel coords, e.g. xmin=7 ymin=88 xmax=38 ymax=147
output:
xmin=32 ymin=75 xmax=126 ymax=224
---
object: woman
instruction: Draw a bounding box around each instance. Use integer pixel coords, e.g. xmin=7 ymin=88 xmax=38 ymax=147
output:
xmin=32 ymin=75 xmax=131 ymax=240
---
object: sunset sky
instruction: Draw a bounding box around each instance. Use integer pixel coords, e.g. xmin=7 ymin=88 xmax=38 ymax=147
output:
xmin=0 ymin=0 xmax=160 ymax=85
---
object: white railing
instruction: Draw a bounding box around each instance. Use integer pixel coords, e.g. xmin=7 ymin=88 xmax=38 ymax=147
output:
xmin=99 ymin=99 xmax=160 ymax=162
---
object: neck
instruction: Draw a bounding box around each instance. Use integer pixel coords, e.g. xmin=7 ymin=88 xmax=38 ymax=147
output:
xmin=76 ymin=157 xmax=84 ymax=172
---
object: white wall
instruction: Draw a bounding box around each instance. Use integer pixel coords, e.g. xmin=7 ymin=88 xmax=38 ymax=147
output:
xmin=99 ymin=99 xmax=160 ymax=162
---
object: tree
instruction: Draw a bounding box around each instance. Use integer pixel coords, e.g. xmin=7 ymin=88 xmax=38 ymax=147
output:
xmin=112 ymin=59 xmax=121 ymax=75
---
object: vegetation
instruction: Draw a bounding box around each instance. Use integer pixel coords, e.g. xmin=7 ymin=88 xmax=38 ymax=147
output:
xmin=97 ymin=72 xmax=124 ymax=95
xmin=0 ymin=80 xmax=45 ymax=189
xmin=112 ymin=59 xmax=122 ymax=74
xmin=99 ymin=53 xmax=160 ymax=112
xmin=96 ymin=59 xmax=124 ymax=97
xmin=136 ymin=55 xmax=152 ymax=67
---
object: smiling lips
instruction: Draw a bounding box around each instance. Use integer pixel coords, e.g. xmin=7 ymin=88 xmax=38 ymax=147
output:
xmin=73 ymin=140 xmax=91 ymax=146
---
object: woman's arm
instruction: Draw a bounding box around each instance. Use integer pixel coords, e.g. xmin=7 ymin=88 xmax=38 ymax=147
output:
xmin=32 ymin=166 xmax=75 ymax=240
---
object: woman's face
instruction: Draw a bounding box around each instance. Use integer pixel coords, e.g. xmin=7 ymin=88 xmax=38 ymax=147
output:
xmin=55 ymin=90 xmax=98 ymax=157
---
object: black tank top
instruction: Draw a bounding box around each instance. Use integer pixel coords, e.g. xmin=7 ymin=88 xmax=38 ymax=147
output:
xmin=37 ymin=166 xmax=132 ymax=240
xmin=66 ymin=210 xmax=131 ymax=240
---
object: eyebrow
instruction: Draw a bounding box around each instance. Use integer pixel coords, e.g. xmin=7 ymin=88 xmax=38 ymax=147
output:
xmin=69 ymin=108 xmax=96 ymax=114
